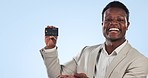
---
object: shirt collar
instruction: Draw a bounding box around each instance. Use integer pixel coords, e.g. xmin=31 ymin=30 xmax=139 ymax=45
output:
xmin=114 ymin=40 xmax=127 ymax=54
xmin=102 ymin=40 xmax=128 ymax=56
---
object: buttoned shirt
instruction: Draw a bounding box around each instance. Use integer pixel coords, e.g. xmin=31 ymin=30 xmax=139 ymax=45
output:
xmin=95 ymin=40 xmax=127 ymax=78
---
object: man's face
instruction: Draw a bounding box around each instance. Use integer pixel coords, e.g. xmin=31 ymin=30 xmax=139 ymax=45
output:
xmin=102 ymin=7 xmax=129 ymax=41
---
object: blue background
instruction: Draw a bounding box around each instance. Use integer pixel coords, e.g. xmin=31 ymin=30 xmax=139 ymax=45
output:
xmin=1 ymin=0 xmax=148 ymax=78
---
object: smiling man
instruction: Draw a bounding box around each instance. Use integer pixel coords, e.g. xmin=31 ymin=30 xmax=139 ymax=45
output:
xmin=102 ymin=5 xmax=129 ymax=55
xmin=40 ymin=1 xmax=148 ymax=78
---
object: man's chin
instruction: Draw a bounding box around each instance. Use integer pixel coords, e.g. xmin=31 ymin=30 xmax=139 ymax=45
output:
xmin=107 ymin=37 xmax=121 ymax=42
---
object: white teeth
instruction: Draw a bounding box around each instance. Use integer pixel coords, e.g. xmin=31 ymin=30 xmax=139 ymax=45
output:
xmin=109 ymin=28 xmax=119 ymax=31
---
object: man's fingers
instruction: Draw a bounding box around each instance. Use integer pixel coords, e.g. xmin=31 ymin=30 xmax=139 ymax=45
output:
xmin=45 ymin=36 xmax=57 ymax=49
xmin=45 ymin=36 xmax=57 ymax=40
xmin=47 ymin=26 xmax=57 ymax=28
xmin=74 ymin=73 xmax=88 ymax=78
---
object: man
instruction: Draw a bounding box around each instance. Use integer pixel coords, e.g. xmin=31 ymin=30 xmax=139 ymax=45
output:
xmin=40 ymin=1 xmax=148 ymax=78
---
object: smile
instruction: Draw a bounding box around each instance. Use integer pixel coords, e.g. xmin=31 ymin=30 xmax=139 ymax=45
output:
xmin=109 ymin=28 xmax=120 ymax=31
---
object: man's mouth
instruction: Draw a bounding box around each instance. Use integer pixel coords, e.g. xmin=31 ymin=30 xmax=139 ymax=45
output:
xmin=109 ymin=28 xmax=120 ymax=32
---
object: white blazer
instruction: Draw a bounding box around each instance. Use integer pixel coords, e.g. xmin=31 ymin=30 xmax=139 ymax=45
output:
xmin=40 ymin=43 xmax=148 ymax=78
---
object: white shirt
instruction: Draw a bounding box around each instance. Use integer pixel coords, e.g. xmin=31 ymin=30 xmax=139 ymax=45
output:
xmin=95 ymin=40 xmax=127 ymax=78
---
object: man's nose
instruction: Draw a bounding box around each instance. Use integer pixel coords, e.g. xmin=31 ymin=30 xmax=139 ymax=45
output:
xmin=110 ymin=19 xmax=118 ymax=24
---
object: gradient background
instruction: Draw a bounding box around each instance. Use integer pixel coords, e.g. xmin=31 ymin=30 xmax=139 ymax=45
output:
xmin=1 ymin=0 xmax=148 ymax=78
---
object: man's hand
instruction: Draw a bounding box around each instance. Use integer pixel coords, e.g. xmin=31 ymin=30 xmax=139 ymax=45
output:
xmin=58 ymin=73 xmax=88 ymax=78
xmin=74 ymin=73 xmax=88 ymax=78
xmin=57 ymin=75 xmax=75 ymax=78
xmin=45 ymin=26 xmax=58 ymax=49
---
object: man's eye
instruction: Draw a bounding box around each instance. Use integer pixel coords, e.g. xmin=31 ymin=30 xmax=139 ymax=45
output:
xmin=105 ymin=19 xmax=112 ymax=22
xmin=117 ymin=19 xmax=125 ymax=22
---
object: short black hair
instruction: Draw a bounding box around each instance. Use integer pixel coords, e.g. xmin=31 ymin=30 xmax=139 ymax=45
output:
xmin=102 ymin=1 xmax=129 ymax=22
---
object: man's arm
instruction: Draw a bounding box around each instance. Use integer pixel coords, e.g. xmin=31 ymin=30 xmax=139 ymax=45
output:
xmin=123 ymin=57 xmax=148 ymax=78
xmin=40 ymin=47 xmax=79 ymax=78
xmin=40 ymin=47 xmax=61 ymax=78
xmin=41 ymin=26 xmax=79 ymax=77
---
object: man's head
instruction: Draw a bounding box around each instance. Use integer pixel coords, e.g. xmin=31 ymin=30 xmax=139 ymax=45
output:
xmin=102 ymin=1 xmax=129 ymax=22
xmin=102 ymin=1 xmax=130 ymax=42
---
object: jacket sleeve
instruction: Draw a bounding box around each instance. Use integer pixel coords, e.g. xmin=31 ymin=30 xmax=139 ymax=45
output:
xmin=123 ymin=57 xmax=148 ymax=78
xmin=40 ymin=48 xmax=61 ymax=78
xmin=40 ymin=47 xmax=86 ymax=78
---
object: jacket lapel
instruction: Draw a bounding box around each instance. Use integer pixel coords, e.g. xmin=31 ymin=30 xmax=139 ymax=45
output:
xmin=87 ymin=45 xmax=102 ymax=77
xmin=105 ymin=43 xmax=132 ymax=78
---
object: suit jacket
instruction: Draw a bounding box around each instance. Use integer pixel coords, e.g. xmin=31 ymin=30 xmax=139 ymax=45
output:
xmin=40 ymin=43 xmax=148 ymax=78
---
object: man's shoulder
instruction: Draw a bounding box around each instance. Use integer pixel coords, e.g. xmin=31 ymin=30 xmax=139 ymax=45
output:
xmin=125 ymin=43 xmax=148 ymax=62
xmin=83 ymin=44 xmax=103 ymax=52
xmin=129 ymin=47 xmax=148 ymax=59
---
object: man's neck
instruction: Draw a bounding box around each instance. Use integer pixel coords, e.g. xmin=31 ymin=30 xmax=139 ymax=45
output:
xmin=105 ymin=39 xmax=126 ymax=54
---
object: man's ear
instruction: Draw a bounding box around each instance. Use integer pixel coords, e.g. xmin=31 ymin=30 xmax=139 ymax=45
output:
xmin=126 ymin=22 xmax=130 ymax=30
xmin=101 ymin=22 xmax=103 ymax=26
